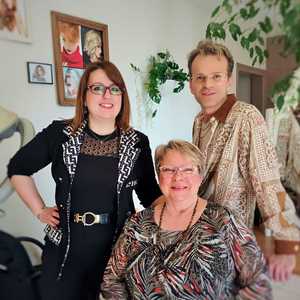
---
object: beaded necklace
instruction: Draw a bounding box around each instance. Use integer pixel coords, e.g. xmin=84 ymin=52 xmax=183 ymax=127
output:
xmin=155 ymin=200 xmax=199 ymax=264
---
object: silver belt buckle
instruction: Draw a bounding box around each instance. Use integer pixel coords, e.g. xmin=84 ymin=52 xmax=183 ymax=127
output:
xmin=74 ymin=212 xmax=100 ymax=226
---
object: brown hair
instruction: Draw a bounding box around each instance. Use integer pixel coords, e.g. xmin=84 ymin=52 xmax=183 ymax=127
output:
xmin=188 ymin=39 xmax=234 ymax=76
xmin=70 ymin=61 xmax=131 ymax=132
xmin=154 ymin=140 xmax=204 ymax=175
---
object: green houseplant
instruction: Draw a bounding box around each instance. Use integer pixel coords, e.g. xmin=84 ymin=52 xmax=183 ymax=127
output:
xmin=206 ymin=0 xmax=300 ymax=112
xmin=130 ymin=50 xmax=189 ymax=118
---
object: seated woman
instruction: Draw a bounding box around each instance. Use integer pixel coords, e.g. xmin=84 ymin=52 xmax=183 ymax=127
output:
xmin=101 ymin=140 xmax=272 ymax=299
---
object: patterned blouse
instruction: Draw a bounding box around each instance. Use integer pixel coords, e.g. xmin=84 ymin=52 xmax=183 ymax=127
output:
xmin=101 ymin=203 xmax=272 ymax=300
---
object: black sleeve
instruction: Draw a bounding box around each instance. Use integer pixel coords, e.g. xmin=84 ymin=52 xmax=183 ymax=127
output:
xmin=7 ymin=121 xmax=63 ymax=178
xmin=134 ymin=134 xmax=161 ymax=208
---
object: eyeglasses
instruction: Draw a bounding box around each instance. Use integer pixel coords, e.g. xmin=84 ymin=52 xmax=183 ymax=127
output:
xmin=159 ymin=165 xmax=199 ymax=177
xmin=191 ymin=72 xmax=228 ymax=84
xmin=87 ymin=83 xmax=123 ymax=96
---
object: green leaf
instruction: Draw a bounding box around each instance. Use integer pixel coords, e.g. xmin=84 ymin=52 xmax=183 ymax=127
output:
xmin=249 ymin=47 xmax=254 ymax=58
xmin=252 ymin=56 xmax=258 ymax=66
xmin=229 ymin=23 xmax=242 ymax=41
xmin=152 ymin=110 xmax=157 ymax=118
xmin=222 ymin=0 xmax=229 ymax=6
xmin=130 ymin=63 xmax=140 ymax=72
xmin=248 ymin=28 xmax=257 ymax=42
xmin=240 ymin=8 xmax=248 ymax=20
xmin=157 ymin=52 xmax=166 ymax=59
xmin=227 ymin=13 xmax=238 ymax=24
xmin=280 ymin=0 xmax=291 ymax=16
xmin=215 ymin=23 xmax=226 ymax=40
xmin=271 ymin=75 xmax=292 ymax=96
xmin=241 ymin=36 xmax=247 ymax=48
xmin=224 ymin=2 xmax=232 ymax=14
xmin=206 ymin=23 xmax=212 ymax=39
xmin=258 ymin=36 xmax=265 ymax=46
xmin=264 ymin=16 xmax=273 ymax=33
xmin=211 ymin=5 xmax=220 ymax=18
xmin=255 ymin=46 xmax=264 ymax=63
xmin=248 ymin=5 xmax=259 ymax=18
xmin=259 ymin=21 xmax=267 ymax=33
xmin=276 ymin=95 xmax=285 ymax=111
xmin=255 ymin=46 xmax=263 ymax=56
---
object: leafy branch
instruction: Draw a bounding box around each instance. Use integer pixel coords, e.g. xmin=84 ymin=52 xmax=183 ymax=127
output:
xmin=206 ymin=0 xmax=300 ymax=110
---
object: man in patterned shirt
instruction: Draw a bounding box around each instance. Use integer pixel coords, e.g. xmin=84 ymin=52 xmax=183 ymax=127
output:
xmin=188 ymin=39 xmax=300 ymax=281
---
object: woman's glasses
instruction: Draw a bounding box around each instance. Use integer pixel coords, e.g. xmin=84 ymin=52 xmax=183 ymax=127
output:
xmin=87 ymin=83 xmax=123 ymax=96
xmin=159 ymin=165 xmax=199 ymax=177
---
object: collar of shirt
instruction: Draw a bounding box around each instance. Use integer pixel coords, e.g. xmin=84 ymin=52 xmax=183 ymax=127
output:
xmin=201 ymin=94 xmax=237 ymax=123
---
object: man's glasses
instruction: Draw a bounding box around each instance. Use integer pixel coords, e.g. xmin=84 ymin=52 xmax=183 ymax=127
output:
xmin=159 ymin=165 xmax=199 ymax=177
xmin=191 ymin=72 xmax=227 ymax=84
xmin=87 ymin=83 xmax=123 ymax=96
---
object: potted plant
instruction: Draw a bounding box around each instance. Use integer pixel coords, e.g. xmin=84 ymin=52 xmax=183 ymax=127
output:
xmin=130 ymin=50 xmax=189 ymax=118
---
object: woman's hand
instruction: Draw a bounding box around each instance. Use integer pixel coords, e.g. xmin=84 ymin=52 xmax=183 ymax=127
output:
xmin=37 ymin=206 xmax=60 ymax=228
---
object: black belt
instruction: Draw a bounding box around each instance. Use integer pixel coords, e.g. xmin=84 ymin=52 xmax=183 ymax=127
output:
xmin=73 ymin=212 xmax=110 ymax=226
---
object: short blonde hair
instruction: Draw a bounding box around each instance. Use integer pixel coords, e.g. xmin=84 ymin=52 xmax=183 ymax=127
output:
xmin=84 ymin=30 xmax=102 ymax=56
xmin=155 ymin=140 xmax=204 ymax=175
xmin=188 ymin=39 xmax=234 ymax=76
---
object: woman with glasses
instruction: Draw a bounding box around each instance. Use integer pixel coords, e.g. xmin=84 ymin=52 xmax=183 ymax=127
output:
xmin=101 ymin=140 xmax=272 ymax=299
xmin=7 ymin=61 xmax=161 ymax=300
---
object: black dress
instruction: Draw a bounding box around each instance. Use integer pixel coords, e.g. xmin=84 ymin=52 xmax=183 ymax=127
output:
xmin=41 ymin=127 xmax=120 ymax=300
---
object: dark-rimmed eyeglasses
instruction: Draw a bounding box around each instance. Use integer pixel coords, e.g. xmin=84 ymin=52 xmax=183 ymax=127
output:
xmin=87 ymin=83 xmax=123 ymax=96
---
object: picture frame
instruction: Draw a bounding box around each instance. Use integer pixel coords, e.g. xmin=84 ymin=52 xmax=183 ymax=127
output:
xmin=27 ymin=62 xmax=53 ymax=84
xmin=51 ymin=11 xmax=109 ymax=106
xmin=0 ymin=0 xmax=32 ymax=43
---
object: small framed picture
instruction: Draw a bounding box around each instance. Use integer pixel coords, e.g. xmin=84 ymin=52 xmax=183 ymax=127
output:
xmin=0 ymin=0 xmax=32 ymax=43
xmin=27 ymin=62 xmax=53 ymax=84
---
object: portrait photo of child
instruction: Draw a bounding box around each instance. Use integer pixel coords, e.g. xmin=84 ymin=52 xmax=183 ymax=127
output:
xmin=58 ymin=21 xmax=84 ymax=68
xmin=63 ymin=67 xmax=84 ymax=99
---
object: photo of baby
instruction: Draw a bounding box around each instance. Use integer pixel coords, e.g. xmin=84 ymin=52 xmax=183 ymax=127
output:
xmin=63 ymin=67 xmax=84 ymax=99
xmin=82 ymin=27 xmax=103 ymax=66
xmin=58 ymin=21 xmax=84 ymax=68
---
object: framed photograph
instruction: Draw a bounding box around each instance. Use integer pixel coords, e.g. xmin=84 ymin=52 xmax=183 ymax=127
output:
xmin=0 ymin=0 xmax=31 ymax=43
xmin=51 ymin=11 xmax=109 ymax=106
xmin=27 ymin=62 xmax=53 ymax=84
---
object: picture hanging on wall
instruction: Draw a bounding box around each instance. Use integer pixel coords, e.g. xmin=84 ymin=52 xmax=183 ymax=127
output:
xmin=51 ymin=11 xmax=109 ymax=106
xmin=0 ymin=0 xmax=31 ymax=43
xmin=27 ymin=62 xmax=53 ymax=84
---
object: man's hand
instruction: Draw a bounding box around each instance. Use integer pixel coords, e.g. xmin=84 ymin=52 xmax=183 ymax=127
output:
xmin=267 ymin=254 xmax=296 ymax=281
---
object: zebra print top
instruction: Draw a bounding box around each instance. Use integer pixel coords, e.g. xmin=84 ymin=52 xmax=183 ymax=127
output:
xmin=101 ymin=203 xmax=272 ymax=300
